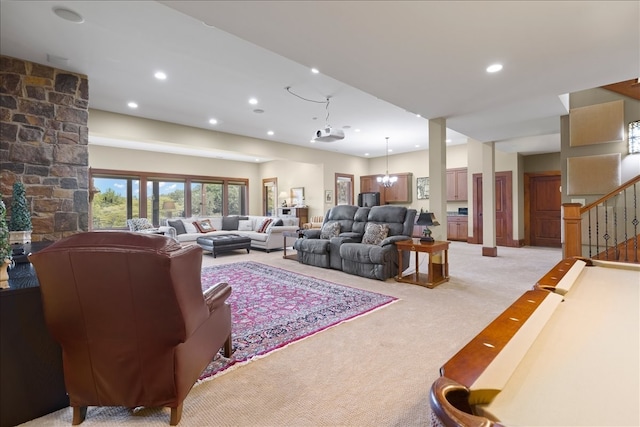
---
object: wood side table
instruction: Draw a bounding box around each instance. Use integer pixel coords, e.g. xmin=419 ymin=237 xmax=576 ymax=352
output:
xmin=395 ymin=239 xmax=450 ymax=288
xmin=282 ymin=230 xmax=302 ymax=260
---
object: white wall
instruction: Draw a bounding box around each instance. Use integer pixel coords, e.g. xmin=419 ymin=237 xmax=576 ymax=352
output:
xmin=88 ymin=109 xmax=369 ymax=218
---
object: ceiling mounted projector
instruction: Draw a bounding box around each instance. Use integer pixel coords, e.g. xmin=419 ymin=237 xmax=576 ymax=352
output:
xmin=315 ymin=127 xmax=345 ymax=142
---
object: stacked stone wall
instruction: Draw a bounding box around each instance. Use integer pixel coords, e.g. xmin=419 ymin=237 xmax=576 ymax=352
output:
xmin=0 ymin=55 xmax=89 ymax=241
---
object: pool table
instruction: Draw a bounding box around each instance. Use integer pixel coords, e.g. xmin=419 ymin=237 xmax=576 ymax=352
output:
xmin=430 ymin=257 xmax=640 ymax=426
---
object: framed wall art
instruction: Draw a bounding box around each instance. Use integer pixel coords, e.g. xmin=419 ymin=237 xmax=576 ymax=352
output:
xmin=417 ymin=177 xmax=430 ymax=199
xmin=290 ymin=187 xmax=304 ymax=206
xmin=325 ymin=190 xmax=333 ymax=204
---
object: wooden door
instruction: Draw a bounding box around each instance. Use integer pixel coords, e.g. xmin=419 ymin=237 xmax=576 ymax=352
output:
xmin=472 ymin=171 xmax=513 ymax=246
xmin=527 ymin=174 xmax=561 ymax=247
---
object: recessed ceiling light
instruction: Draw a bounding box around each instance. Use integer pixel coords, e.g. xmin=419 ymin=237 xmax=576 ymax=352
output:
xmin=364 ymin=153 xmax=370 ymax=156
xmin=311 ymin=68 xmax=320 ymax=74
xmin=486 ymin=63 xmax=503 ymax=73
xmin=388 ymin=149 xmax=393 ymax=153
xmin=209 ymin=118 xmax=218 ymax=125
xmin=267 ymin=130 xmax=274 ymax=136
xmin=310 ymin=139 xmax=316 ymax=143
xmin=415 ymin=144 xmax=420 ymax=148
xmin=248 ymin=98 xmax=258 ymax=105
xmin=52 ymin=7 xmax=84 ymax=23
xmin=154 ymin=71 xmax=167 ymax=80
xmin=127 ymin=102 xmax=138 ymax=109
xmin=446 ymin=139 xmax=452 ymax=143
xmin=354 ymin=129 xmax=361 ymax=132
xmin=416 ymin=114 xmax=422 ymax=118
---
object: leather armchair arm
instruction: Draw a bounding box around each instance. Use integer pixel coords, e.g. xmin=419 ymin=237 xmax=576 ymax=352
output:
xmin=203 ymin=282 xmax=232 ymax=312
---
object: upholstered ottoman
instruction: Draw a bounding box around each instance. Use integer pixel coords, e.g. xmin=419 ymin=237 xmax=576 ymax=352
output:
xmin=196 ymin=234 xmax=251 ymax=258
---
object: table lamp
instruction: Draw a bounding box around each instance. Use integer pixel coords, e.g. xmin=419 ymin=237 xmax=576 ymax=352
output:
xmin=416 ymin=212 xmax=440 ymax=243
xmin=162 ymin=200 xmax=176 ymax=218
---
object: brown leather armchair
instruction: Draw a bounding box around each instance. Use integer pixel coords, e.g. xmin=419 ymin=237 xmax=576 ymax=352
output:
xmin=29 ymin=232 xmax=232 ymax=425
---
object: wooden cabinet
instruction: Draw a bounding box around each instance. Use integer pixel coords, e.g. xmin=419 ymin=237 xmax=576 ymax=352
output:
xmin=359 ymin=173 xmax=412 ymax=204
xmin=447 ymin=216 xmax=468 ymax=241
xmin=277 ymin=207 xmax=308 ymax=225
xmin=360 ymin=176 xmax=379 ymax=194
xmin=446 ymin=168 xmax=468 ymax=201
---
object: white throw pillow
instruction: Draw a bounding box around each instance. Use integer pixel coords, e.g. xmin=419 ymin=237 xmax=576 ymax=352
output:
xmin=182 ymin=219 xmax=198 ymax=234
xmin=238 ymin=219 xmax=254 ymax=231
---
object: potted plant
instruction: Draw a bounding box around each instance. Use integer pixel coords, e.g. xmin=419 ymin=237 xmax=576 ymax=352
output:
xmin=8 ymin=182 xmax=32 ymax=244
xmin=0 ymin=195 xmax=12 ymax=286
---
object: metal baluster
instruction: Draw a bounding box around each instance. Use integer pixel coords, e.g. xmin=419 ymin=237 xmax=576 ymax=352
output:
xmin=623 ymin=188 xmax=628 ymax=262
xmin=595 ymin=204 xmax=600 ymax=259
xmin=633 ymin=183 xmax=639 ymax=263
xmin=587 ymin=209 xmax=592 ymax=259
xmin=613 ymin=193 xmax=619 ymax=261
xmin=603 ymin=200 xmax=610 ymax=260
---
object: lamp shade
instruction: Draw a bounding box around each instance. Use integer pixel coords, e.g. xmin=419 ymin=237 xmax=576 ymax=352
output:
xmin=279 ymin=191 xmax=289 ymax=199
xmin=416 ymin=212 xmax=439 ymax=227
xmin=162 ymin=201 xmax=176 ymax=210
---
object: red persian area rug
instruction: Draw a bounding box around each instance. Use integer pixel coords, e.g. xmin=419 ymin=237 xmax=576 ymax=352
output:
xmin=197 ymin=261 xmax=397 ymax=382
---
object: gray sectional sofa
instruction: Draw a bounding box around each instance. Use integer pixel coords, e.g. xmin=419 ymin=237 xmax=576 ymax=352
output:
xmin=294 ymin=205 xmax=416 ymax=280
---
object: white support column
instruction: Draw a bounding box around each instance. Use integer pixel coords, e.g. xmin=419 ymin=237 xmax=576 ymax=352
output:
xmin=428 ymin=118 xmax=447 ymax=241
xmin=482 ymin=141 xmax=497 ymax=256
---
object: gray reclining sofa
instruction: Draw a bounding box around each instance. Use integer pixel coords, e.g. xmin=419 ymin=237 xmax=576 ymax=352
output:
xmin=294 ymin=205 xmax=416 ymax=280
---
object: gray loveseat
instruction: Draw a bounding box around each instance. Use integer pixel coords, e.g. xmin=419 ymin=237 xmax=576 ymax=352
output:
xmin=294 ymin=205 xmax=416 ymax=280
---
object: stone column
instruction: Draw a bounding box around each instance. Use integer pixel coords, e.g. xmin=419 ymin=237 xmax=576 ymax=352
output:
xmin=0 ymin=55 xmax=89 ymax=241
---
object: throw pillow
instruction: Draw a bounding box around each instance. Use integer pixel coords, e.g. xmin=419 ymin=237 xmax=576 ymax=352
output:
xmin=167 ymin=219 xmax=186 ymax=235
xmin=128 ymin=218 xmax=154 ymax=231
xmin=222 ymin=216 xmax=240 ymax=231
xmin=238 ymin=219 xmax=254 ymax=231
xmin=182 ymin=219 xmax=198 ymax=234
xmin=362 ymin=223 xmax=389 ymax=245
xmin=194 ymin=219 xmax=215 ymax=233
xmin=258 ymin=218 xmax=273 ymax=233
xmin=320 ymin=222 xmax=341 ymax=239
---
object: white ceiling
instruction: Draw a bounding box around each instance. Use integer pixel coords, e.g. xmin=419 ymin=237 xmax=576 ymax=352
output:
xmin=1 ymin=1 xmax=638 ymax=161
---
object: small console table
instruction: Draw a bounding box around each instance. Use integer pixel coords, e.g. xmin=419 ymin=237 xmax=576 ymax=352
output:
xmin=395 ymin=239 xmax=450 ymax=288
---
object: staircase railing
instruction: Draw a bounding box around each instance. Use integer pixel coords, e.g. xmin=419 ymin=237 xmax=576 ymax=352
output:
xmin=563 ymin=174 xmax=640 ymax=262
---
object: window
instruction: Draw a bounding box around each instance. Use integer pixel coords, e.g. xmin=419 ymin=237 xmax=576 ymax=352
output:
xmin=91 ymin=176 xmax=140 ymax=229
xmin=191 ymin=182 xmax=222 ymax=217
xmin=335 ymin=173 xmax=354 ymax=205
xmin=147 ymin=179 xmax=185 ymax=224
xmin=227 ymin=181 xmax=248 ymax=215
xmin=629 ymin=120 xmax=640 ymax=154
xmin=90 ymin=169 xmax=249 ymax=230
xmin=262 ymin=178 xmax=277 ymax=216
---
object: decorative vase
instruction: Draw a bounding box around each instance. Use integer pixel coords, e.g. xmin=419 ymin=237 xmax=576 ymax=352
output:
xmin=9 ymin=230 xmax=31 ymax=244
xmin=0 ymin=258 xmax=10 ymax=288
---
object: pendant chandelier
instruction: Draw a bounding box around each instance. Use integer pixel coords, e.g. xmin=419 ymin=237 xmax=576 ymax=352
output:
xmin=377 ymin=137 xmax=397 ymax=187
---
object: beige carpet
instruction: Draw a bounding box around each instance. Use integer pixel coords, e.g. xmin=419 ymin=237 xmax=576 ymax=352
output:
xmin=22 ymin=242 xmax=561 ymax=426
